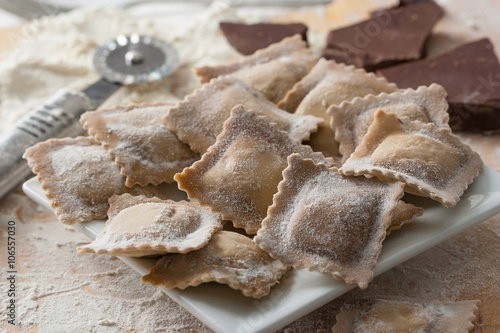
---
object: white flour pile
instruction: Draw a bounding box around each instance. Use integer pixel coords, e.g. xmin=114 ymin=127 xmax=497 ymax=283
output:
xmin=0 ymin=6 xmax=156 ymax=133
xmin=0 ymin=1 xmax=316 ymax=134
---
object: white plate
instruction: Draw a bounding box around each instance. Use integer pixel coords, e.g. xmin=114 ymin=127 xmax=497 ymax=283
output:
xmin=23 ymin=165 xmax=500 ymax=333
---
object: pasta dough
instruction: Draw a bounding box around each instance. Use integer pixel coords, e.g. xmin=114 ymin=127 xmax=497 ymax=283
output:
xmin=23 ymin=137 xmax=167 ymax=224
xmin=165 ymin=76 xmax=323 ymax=154
xmin=195 ymin=35 xmax=318 ymax=103
xmin=340 ymin=111 xmax=483 ymax=207
xmin=328 ymin=84 xmax=450 ymax=163
xmin=175 ymin=105 xmax=334 ymax=234
xmin=255 ymin=154 xmax=405 ymax=289
xmin=77 ymin=194 xmax=224 ymax=257
xmin=81 ymin=103 xmax=199 ymax=187
xmin=142 ymin=231 xmax=289 ymax=298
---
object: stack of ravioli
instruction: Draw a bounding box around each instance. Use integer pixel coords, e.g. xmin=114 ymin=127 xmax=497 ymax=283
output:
xmin=24 ymin=35 xmax=483 ymax=298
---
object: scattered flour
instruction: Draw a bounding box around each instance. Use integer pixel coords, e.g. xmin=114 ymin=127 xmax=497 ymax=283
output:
xmin=0 ymin=213 xmax=212 ymax=332
xmin=0 ymin=6 xmax=159 ymax=133
xmin=0 ymin=1 xmax=297 ymax=132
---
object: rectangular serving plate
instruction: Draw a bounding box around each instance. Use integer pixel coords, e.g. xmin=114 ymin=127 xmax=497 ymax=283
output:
xmin=23 ymin=165 xmax=500 ymax=333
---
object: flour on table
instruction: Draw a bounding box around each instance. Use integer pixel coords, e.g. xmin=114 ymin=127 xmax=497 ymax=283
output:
xmin=0 ymin=215 xmax=212 ymax=332
xmin=0 ymin=6 xmax=158 ymax=134
xmin=0 ymin=1 xmax=294 ymax=135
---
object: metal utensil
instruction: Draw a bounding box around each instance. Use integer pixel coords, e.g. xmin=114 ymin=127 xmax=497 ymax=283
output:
xmin=0 ymin=34 xmax=179 ymax=198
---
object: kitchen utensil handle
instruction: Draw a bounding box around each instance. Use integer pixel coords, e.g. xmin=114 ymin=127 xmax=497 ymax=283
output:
xmin=0 ymin=89 xmax=93 ymax=199
xmin=0 ymin=79 xmax=121 ymax=199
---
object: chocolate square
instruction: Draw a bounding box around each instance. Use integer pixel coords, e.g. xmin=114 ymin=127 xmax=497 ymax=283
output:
xmin=323 ymin=1 xmax=443 ymax=71
xmin=219 ymin=22 xmax=308 ymax=56
xmin=378 ymin=38 xmax=500 ymax=133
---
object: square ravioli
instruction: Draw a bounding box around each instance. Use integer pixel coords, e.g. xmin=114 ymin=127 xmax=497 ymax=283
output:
xmin=329 ymin=84 xmax=450 ymax=163
xmin=142 ymin=231 xmax=289 ymax=298
xmin=340 ymin=111 xmax=483 ymax=207
xmin=254 ymin=154 xmax=405 ymax=289
xmin=194 ymin=35 xmax=318 ymax=103
xmin=332 ymin=297 xmax=479 ymax=333
xmin=388 ymin=201 xmax=424 ymax=235
xmin=77 ymin=194 xmax=224 ymax=257
xmin=80 ymin=103 xmax=199 ymax=187
xmin=164 ymin=75 xmax=323 ymax=154
xmin=175 ymin=105 xmax=334 ymax=234
xmin=23 ymin=137 xmax=167 ymax=224
xmin=277 ymin=58 xmax=398 ymax=157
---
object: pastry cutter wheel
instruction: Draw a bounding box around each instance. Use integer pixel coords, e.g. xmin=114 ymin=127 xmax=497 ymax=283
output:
xmin=0 ymin=34 xmax=179 ymax=199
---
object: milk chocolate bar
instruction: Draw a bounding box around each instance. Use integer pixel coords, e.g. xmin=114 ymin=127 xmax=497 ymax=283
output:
xmin=323 ymin=1 xmax=443 ymax=71
xmin=219 ymin=22 xmax=308 ymax=55
xmin=378 ymin=38 xmax=500 ymax=133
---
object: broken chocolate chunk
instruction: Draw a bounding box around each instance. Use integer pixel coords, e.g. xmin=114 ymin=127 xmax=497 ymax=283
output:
xmin=397 ymin=0 xmax=435 ymax=7
xmin=220 ymin=22 xmax=308 ymax=56
xmin=323 ymin=1 xmax=443 ymax=71
xmin=370 ymin=0 xmax=437 ymax=16
xmin=378 ymin=38 xmax=500 ymax=133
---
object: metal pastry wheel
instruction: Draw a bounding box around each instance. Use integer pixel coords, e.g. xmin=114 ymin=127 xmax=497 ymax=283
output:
xmin=94 ymin=34 xmax=179 ymax=85
xmin=0 ymin=34 xmax=180 ymax=198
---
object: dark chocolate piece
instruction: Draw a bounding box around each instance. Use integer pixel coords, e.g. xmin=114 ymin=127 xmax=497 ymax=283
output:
xmin=219 ymin=22 xmax=308 ymax=56
xmin=378 ymin=38 xmax=500 ymax=133
xmin=323 ymin=1 xmax=443 ymax=71
xmin=370 ymin=0 xmax=435 ymax=16
xmin=397 ymin=0 xmax=434 ymax=6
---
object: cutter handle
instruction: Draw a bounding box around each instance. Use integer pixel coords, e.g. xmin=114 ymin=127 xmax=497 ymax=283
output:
xmin=0 ymin=89 xmax=93 ymax=199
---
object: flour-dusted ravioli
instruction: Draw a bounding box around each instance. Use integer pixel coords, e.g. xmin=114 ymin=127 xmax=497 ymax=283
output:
xmin=332 ymin=297 xmax=479 ymax=333
xmin=277 ymin=59 xmax=398 ymax=113
xmin=194 ymin=35 xmax=318 ymax=103
xmin=388 ymin=201 xmax=424 ymax=235
xmin=254 ymin=154 xmax=405 ymax=289
xmin=340 ymin=111 xmax=483 ymax=207
xmin=77 ymin=194 xmax=224 ymax=257
xmin=80 ymin=104 xmax=199 ymax=187
xmin=278 ymin=58 xmax=398 ymax=157
xmin=23 ymin=137 xmax=167 ymax=224
xmin=175 ymin=105 xmax=334 ymax=234
xmin=142 ymin=231 xmax=288 ymax=298
xmin=329 ymin=84 xmax=450 ymax=163
xmin=164 ymin=75 xmax=323 ymax=154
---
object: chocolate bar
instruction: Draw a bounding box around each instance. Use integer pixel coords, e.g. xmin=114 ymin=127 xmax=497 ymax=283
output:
xmin=323 ymin=1 xmax=443 ymax=71
xmin=378 ymin=38 xmax=500 ymax=132
xmin=219 ymin=22 xmax=308 ymax=55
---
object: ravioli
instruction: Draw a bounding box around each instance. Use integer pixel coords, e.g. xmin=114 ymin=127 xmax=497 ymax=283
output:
xmin=332 ymin=297 xmax=479 ymax=333
xmin=278 ymin=58 xmax=398 ymax=157
xmin=77 ymin=194 xmax=224 ymax=257
xmin=340 ymin=111 xmax=483 ymax=207
xmin=81 ymin=103 xmax=199 ymax=187
xmin=164 ymin=76 xmax=323 ymax=154
xmin=174 ymin=105 xmax=334 ymax=234
xmin=194 ymin=35 xmax=318 ymax=103
xmin=254 ymin=154 xmax=406 ymax=289
xmin=142 ymin=231 xmax=288 ymax=298
xmin=23 ymin=137 xmax=167 ymax=224
xmin=328 ymin=84 xmax=450 ymax=162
